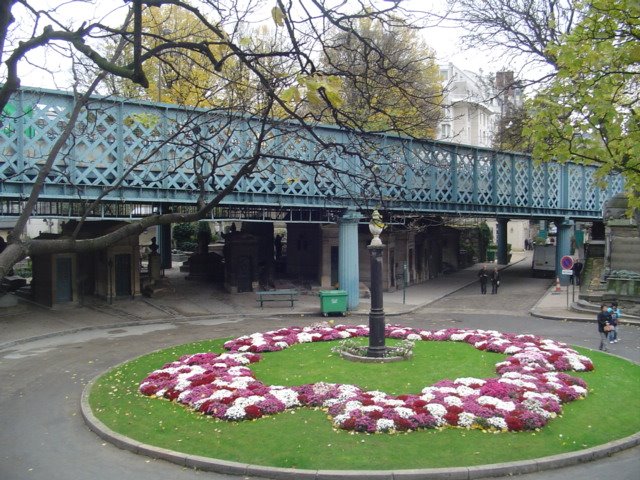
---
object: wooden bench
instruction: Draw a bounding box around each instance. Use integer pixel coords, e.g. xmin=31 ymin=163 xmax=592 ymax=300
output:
xmin=256 ymin=289 xmax=299 ymax=308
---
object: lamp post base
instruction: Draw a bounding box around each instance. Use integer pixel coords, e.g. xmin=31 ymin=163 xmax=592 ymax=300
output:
xmin=366 ymin=345 xmax=387 ymax=358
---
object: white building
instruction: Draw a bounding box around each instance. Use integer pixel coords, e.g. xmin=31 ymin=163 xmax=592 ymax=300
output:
xmin=437 ymin=64 xmax=523 ymax=149
xmin=438 ymin=65 xmax=529 ymax=253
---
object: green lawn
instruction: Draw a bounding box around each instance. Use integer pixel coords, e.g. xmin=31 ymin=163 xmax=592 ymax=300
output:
xmin=89 ymin=337 xmax=640 ymax=470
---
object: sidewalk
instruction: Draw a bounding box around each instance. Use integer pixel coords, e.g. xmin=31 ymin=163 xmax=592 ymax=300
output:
xmin=1 ymin=252 xmax=637 ymax=349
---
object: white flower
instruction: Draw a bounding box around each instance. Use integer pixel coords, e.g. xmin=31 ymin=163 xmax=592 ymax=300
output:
xmin=220 ymin=377 xmax=254 ymax=389
xmin=248 ymin=334 xmax=266 ymax=345
xmin=233 ymin=395 xmax=264 ymax=408
xmin=419 ymin=392 xmax=435 ymax=402
xmin=332 ymin=413 xmax=350 ymax=425
xmin=270 ymin=388 xmax=300 ymax=407
xmin=210 ymin=389 xmax=234 ymax=400
xmin=367 ymin=390 xmax=390 ymax=400
xmin=376 ymin=418 xmax=396 ymax=432
xmin=477 ymin=396 xmax=515 ymax=412
xmin=455 ymin=377 xmax=486 ymax=387
xmin=458 ymin=412 xmax=476 ymax=427
xmin=450 ymin=333 xmax=471 ymax=341
xmin=224 ymin=405 xmax=246 ymax=420
xmin=175 ymin=366 xmax=206 ymax=390
xmin=361 ymin=405 xmax=384 ymax=413
xmin=499 ymin=378 xmax=538 ymax=390
xmin=487 ymin=417 xmax=508 ymax=430
xmin=343 ymin=400 xmax=363 ymax=412
xmin=296 ymin=333 xmax=314 ymax=343
xmin=444 ymin=396 xmax=463 ymax=407
xmin=417 ymin=330 xmax=432 ymax=339
xmin=522 ymin=398 xmax=553 ymax=418
xmin=336 ymin=385 xmax=361 ymax=400
xmin=426 ymin=403 xmax=447 ymax=417
xmin=566 ymin=354 xmax=589 ymax=371
xmin=434 ymin=386 xmax=458 ymax=394
xmin=504 ymin=346 xmax=522 ymax=354
xmin=227 ymin=366 xmax=251 ymax=376
xmin=456 ymin=385 xmax=478 ymax=397
xmin=571 ymin=385 xmax=588 ymax=396
xmin=390 ymin=328 xmax=408 ymax=336
xmin=394 ymin=407 xmax=414 ymax=419
xmin=523 ymin=391 xmax=560 ymax=402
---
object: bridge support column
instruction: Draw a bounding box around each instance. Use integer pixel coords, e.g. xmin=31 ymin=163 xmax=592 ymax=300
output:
xmin=496 ymin=218 xmax=509 ymax=265
xmin=556 ymin=217 xmax=574 ymax=285
xmin=158 ymin=205 xmax=172 ymax=270
xmin=339 ymin=207 xmax=362 ymax=311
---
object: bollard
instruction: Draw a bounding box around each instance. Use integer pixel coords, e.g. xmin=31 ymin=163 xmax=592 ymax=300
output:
xmin=555 ymin=277 xmax=561 ymax=293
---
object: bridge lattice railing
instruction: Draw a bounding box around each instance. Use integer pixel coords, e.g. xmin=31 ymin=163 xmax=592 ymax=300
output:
xmin=0 ymin=88 xmax=621 ymax=218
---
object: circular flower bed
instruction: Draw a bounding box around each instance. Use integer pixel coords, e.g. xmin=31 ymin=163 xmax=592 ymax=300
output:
xmin=139 ymin=325 xmax=593 ymax=434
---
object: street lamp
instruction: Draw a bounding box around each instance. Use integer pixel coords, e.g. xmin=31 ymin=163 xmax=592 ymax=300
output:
xmin=367 ymin=210 xmax=386 ymax=358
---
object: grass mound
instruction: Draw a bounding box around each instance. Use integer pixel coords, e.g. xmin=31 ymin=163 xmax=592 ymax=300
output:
xmin=89 ymin=337 xmax=640 ymax=470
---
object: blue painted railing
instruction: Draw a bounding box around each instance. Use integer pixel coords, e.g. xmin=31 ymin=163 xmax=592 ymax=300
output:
xmin=0 ymin=87 xmax=622 ymax=219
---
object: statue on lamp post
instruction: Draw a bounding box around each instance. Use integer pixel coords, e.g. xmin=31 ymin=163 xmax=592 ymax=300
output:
xmin=367 ymin=210 xmax=387 ymax=358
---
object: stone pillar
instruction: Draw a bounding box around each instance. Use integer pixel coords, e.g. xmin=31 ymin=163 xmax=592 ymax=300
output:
xmin=157 ymin=205 xmax=172 ymax=270
xmin=148 ymin=253 xmax=161 ymax=282
xmin=148 ymin=237 xmax=161 ymax=282
xmin=556 ymin=217 xmax=574 ymax=285
xmin=496 ymin=218 xmax=509 ymax=265
xmin=339 ymin=208 xmax=361 ymax=311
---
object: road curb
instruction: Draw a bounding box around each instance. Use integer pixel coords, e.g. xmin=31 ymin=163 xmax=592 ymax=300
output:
xmin=81 ymin=375 xmax=640 ymax=480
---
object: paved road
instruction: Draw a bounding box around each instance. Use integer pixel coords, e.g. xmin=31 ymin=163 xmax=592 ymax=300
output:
xmin=1 ymin=260 xmax=638 ymax=480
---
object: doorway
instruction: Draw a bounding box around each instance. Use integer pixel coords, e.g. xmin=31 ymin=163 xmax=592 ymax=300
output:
xmin=331 ymin=246 xmax=339 ymax=286
xmin=237 ymin=255 xmax=253 ymax=292
xmin=55 ymin=256 xmax=73 ymax=303
xmin=114 ymin=254 xmax=132 ymax=297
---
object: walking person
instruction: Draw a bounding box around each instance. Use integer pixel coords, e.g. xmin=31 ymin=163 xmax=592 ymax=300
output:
xmin=608 ymin=301 xmax=622 ymax=343
xmin=478 ymin=266 xmax=488 ymax=294
xmin=491 ymin=267 xmax=500 ymax=294
xmin=572 ymin=260 xmax=583 ymax=286
xmin=597 ymin=304 xmax=613 ymax=351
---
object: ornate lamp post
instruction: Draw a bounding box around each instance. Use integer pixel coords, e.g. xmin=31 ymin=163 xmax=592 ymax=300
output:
xmin=367 ymin=210 xmax=386 ymax=358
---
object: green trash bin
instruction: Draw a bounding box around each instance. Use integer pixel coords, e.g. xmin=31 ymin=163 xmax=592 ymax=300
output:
xmin=319 ymin=290 xmax=348 ymax=316
xmin=487 ymin=249 xmax=496 ymax=262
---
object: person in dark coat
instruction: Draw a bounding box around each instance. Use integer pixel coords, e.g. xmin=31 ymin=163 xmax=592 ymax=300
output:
xmin=597 ymin=304 xmax=612 ymax=351
xmin=607 ymin=301 xmax=621 ymax=343
xmin=478 ymin=266 xmax=488 ymax=294
xmin=274 ymin=234 xmax=283 ymax=259
xmin=572 ymin=260 xmax=583 ymax=286
xmin=490 ymin=268 xmax=500 ymax=294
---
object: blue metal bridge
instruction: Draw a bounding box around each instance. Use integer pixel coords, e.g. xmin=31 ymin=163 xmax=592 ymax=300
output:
xmin=0 ymin=87 xmax=623 ymax=221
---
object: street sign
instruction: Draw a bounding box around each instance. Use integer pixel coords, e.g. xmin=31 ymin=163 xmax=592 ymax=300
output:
xmin=560 ymin=255 xmax=574 ymax=270
xmin=562 ymin=269 xmax=574 ymax=275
